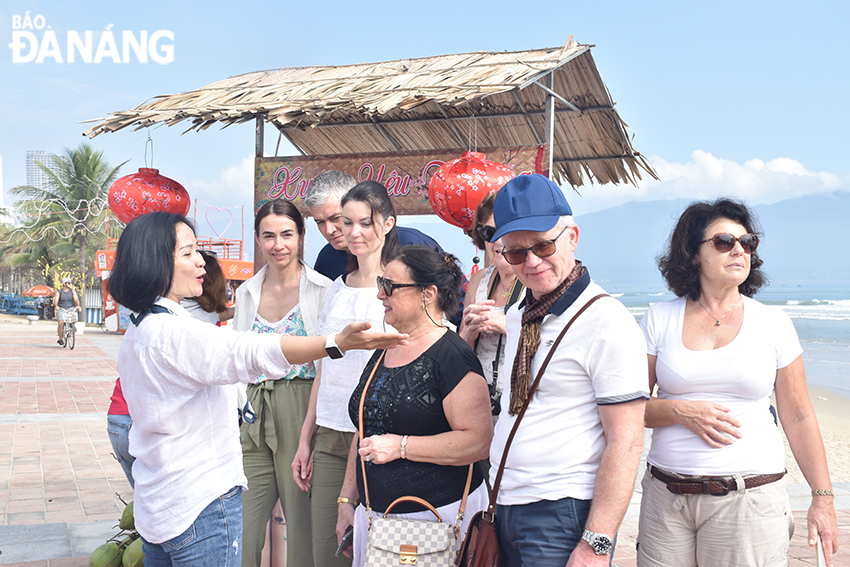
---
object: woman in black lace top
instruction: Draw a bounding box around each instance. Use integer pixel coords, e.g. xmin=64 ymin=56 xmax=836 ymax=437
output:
xmin=336 ymin=246 xmax=494 ymax=566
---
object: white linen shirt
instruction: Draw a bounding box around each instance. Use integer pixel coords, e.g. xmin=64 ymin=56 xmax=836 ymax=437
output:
xmin=119 ymin=297 xmax=293 ymax=544
xmin=490 ymin=281 xmax=649 ymax=505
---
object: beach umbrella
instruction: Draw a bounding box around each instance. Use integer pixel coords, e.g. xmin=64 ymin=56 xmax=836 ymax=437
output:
xmin=22 ymin=285 xmax=55 ymax=297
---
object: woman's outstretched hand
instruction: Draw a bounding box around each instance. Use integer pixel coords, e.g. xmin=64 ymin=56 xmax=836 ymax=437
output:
xmin=336 ymin=322 xmax=408 ymax=353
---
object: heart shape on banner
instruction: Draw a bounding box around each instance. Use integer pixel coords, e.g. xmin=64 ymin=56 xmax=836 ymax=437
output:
xmin=205 ymin=206 xmax=234 ymax=238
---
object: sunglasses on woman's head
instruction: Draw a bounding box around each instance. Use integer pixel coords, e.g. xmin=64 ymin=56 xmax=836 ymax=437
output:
xmin=702 ymin=233 xmax=759 ymax=254
xmin=376 ymin=276 xmax=422 ymax=296
xmin=500 ymin=225 xmax=569 ymax=265
xmin=476 ymin=224 xmax=497 ymax=243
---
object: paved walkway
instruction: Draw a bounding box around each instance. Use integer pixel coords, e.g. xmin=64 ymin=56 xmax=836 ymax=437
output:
xmin=0 ymin=318 xmax=847 ymax=566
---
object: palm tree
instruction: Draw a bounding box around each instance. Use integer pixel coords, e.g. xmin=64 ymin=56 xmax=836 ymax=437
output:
xmin=7 ymin=142 xmax=126 ymax=291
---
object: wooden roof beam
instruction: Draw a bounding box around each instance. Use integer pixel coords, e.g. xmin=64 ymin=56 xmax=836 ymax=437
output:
xmin=511 ymin=90 xmax=543 ymax=144
xmin=273 ymin=106 xmax=611 ymax=131
xmin=434 ymin=102 xmax=468 ymax=148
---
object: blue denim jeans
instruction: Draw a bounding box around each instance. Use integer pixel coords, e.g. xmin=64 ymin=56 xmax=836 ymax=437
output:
xmin=106 ymin=414 xmax=134 ymax=488
xmin=497 ymin=497 xmax=594 ymax=567
xmin=142 ymin=486 xmax=243 ymax=567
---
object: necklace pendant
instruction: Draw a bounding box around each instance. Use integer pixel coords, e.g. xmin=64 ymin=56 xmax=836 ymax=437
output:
xmin=715 ymin=320 xmax=721 ymax=326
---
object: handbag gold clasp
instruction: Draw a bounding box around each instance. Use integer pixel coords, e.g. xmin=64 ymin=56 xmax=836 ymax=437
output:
xmin=400 ymin=544 xmax=417 ymax=564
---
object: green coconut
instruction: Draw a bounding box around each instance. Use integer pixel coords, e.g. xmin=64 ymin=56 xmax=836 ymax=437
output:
xmin=88 ymin=541 xmax=122 ymax=567
xmin=119 ymin=501 xmax=135 ymax=531
xmin=122 ymin=536 xmax=144 ymax=567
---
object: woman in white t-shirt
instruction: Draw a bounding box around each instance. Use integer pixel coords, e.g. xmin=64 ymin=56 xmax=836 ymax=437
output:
xmin=637 ymin=198 xmax=838 ymax=566
xmin=292 ymin=180 xmax=400 ymax=566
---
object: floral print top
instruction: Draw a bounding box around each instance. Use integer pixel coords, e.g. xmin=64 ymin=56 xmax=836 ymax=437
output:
xmin=251 ymin=306 xmax=316 ymax=383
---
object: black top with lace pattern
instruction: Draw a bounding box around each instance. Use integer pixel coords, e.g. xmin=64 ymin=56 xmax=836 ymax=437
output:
xmin=348 ymin=331 xmax=485 ymax=514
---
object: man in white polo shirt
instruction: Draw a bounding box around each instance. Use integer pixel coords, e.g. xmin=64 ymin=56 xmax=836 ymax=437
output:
xmin=488 ymin=174 xmax=648 ymax=566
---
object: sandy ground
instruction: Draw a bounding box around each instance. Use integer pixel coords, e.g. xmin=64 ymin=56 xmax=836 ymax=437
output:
xmin=781 ymin=384 xmax=850 ymax=485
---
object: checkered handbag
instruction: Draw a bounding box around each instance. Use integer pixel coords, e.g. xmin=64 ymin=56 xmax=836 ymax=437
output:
xmin=358 ymin=351 xmax=474 ymax=567
xmin=365 ymin=508 xmax=456 ymax=566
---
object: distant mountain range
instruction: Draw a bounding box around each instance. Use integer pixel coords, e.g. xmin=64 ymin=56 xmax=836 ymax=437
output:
xmin=574 ymin=191 xmax=850 ymax=289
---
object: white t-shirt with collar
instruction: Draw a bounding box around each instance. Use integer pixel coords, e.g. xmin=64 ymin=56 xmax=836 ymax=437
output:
xmin=490 ymin=280 xmax=649 ymax=505
xmin=119 ymin=297 xmax=293 ymax=544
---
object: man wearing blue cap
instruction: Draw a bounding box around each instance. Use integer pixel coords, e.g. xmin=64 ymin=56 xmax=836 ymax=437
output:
xmin=488 ymin=174 xmax=648 ymax=566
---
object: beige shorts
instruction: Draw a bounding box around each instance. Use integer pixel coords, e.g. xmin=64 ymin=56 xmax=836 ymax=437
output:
xmin=636 ymin=466 xmax=794 ymax=567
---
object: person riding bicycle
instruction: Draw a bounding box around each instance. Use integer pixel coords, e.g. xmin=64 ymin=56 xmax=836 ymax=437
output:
xmin=55 ymin=277 xmax=81 ymax=346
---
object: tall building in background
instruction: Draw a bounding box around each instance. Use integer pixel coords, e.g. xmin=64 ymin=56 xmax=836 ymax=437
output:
xmin=26 ymin=150 xmax=57 ymax=192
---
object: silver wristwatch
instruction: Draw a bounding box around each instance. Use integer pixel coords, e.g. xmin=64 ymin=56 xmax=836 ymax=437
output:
xmin=581 ymin=529 xmax=613 ymax=555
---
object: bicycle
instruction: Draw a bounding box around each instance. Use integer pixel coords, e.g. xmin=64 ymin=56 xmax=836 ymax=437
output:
xmin=62 ymin=311 xmax=77 ymax=350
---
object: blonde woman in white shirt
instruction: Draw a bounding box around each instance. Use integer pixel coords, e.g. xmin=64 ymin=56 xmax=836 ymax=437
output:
xmin=109 ymin=212 xmax=405 ymax=567
xmin=292 ymin=181 xmax=400 ymax=566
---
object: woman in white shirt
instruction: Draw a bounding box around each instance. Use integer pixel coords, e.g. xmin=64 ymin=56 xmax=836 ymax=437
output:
xmin=637 ymin=198 xmax=837 ymax=567
xmin=108 ymin=211 xmax=405 ymax=567
xmin=292 ymin=180 xmax=399 ymax=566
xmin=235 ymin=200 xmax=332 ymax=567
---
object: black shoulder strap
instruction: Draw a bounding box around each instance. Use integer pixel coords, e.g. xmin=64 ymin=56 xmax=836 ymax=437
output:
xmin=130 ymin=304 xmax=172 ymax=326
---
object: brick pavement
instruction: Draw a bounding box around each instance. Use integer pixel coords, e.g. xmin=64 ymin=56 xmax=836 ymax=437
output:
xmin=0 ymin=319 xmax=848 ymax=566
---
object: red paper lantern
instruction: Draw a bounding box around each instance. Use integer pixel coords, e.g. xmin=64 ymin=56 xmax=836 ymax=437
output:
xmin=108 ymin=168 xmax=190 ymax=223
xmin=428 ymin=152 xmax=515 ymax=231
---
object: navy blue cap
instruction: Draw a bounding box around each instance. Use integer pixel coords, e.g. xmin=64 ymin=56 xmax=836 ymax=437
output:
xmin=491 ymin=174 xmax=572 ymax=242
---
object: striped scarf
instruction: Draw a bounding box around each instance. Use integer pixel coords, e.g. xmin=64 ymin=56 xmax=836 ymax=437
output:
xmin=508 ymin=261 xmax=586 ymax=415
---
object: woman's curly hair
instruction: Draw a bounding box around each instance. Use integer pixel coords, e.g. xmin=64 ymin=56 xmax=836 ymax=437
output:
xmin=658 ymin=198 xmax=767 ymax=299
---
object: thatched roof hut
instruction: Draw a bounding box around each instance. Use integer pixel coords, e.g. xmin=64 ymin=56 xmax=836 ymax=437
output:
xmin=85 ymin=38 xmax=656 ymax=188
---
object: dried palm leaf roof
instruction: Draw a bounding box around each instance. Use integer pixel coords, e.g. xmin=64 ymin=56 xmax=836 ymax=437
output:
xmin=84 ymin=38 xmax=657 ymax=187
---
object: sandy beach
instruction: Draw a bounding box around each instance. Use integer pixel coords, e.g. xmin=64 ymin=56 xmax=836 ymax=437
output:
xmin=781 ymin=384 xmax=850 ymax=485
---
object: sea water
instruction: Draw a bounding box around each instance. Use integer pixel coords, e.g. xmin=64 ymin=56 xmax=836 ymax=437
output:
xmin=607 ymin=282 xmax=850 ymax=399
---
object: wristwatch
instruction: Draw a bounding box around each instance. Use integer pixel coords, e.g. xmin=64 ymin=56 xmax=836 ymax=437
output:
xmin=581 ymin=529 xmax=613 ymax=555
xmin=325 ymin=334 xmax=344 ymax=359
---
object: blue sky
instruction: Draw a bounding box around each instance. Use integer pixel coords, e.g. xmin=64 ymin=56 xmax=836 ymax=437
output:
xmin=1 ymin=0 xmax=847 ymax=263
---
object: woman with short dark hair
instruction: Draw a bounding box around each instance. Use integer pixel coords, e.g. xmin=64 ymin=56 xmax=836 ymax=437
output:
xmin=337 ymin=246 xmax=493 ymax=566
xmin=636 ymin=198 xmax=838 ymax=566
xmin=109 ymin=212 xmax=405 ymax=567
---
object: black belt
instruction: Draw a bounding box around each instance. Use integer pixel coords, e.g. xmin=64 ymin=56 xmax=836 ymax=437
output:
xmin=649 ymin=466 xmax=785 ymax=497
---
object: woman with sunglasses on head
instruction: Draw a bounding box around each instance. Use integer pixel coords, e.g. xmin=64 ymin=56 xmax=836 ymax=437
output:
xmin=108 ymin=212 xmax=405 ymax=567
xmin=292 ymin=180 xmax=401 ymax=566
xmin=337 ymin=246 xmax=493 ymax=566
xmin=636 ymin=198 xmax=838 ymax=567
xmin=460 ymin=193 xmax=524 ymax=424
xmin=234 ymin=200 xmax=333 ymax=567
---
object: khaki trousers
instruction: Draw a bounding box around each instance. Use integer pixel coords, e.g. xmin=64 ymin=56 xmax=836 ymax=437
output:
xmin=637 ymin=467 xmax=794 ymax=567
xmin=241 ymin=379 xmax=314 ymax=567
xmin=311 ymin=427 xmax=355 ymax=567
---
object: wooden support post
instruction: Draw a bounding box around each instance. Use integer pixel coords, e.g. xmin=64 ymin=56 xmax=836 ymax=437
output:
xmin=255 ymin=117 xmax=264 ymax=158
xmin=543 ymin=73 xmax=555 ymax=178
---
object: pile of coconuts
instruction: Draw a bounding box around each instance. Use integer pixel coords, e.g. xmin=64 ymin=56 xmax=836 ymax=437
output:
xmin=88 ymin=500 xmax=143 ymax=567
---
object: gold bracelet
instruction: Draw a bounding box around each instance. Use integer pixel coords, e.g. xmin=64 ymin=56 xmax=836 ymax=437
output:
xmin=812 ymin=489 xmax=835 ymax=497
xmin=400 ymin=435 xmax=409 ymax=460
xmin=337 ymin=497 xmax=357 ymax=506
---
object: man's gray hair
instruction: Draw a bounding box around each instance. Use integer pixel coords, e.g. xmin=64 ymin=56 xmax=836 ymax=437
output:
xmin=555 ymin=215 xmax=576 ymax=231
xmin=305 ymin=171 xmax=357 ymax=209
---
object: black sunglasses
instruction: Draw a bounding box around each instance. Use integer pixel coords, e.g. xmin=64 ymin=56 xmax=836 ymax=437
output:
xmin=376 ymin=276 xmax=423 ymax=296
xmin=476 ymin=224 xmax=497 ymax=243
xmin=500 ymin=225 xmax=570 ymax=265
xmin=701 ymin=233 xmax=759 ymax=254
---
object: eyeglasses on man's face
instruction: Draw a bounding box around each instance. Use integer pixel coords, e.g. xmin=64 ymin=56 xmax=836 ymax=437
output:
xmin=500 ymin=225 xmax=570 ymax=265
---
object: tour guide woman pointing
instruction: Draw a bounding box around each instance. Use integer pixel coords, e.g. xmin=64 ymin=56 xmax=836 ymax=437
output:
xmin=108 ymin=211 xmax=406 ymax=566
